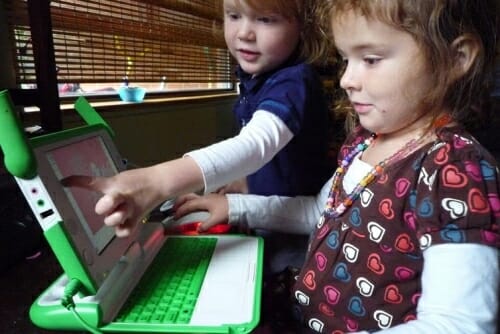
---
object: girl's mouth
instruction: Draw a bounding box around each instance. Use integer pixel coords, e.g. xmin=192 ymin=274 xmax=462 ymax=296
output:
xmin=352 ymin=102 xmax=372 ymax=114
xmin=238 ymin=49 xmax=259 ymax=62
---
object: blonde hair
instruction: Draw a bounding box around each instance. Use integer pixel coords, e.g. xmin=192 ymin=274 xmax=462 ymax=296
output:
xmin=319 ymin=0 xmax=499 ymax=130
xmin=229 ymin=0 xmax=331 ymax=64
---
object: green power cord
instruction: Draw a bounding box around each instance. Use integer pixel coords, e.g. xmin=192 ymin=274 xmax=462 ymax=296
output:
xmin=61 ymin=279 xmax=103 ymax=334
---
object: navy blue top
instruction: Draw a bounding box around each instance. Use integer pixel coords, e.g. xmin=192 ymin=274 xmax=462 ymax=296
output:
xmin=234 ymin=60 xmax=332 ymax=196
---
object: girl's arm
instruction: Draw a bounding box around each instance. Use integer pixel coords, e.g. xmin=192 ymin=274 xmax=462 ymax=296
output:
xmin=186 ymin=109 xmax=293 ymax=194
xmin=63 ymin=109 xmax=293 ymax=237
xmin=357 ymin=243 xmax=499 ymax=334
xmin=174 ymin=176 xmax=331 ymax=234
xmin=62 ymin=157 xmax=205 ymax=237
xmin=225 ymin=176 xmax=331 ymax=235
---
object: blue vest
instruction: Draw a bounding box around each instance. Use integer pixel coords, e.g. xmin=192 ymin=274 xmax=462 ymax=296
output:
xmin=234 ymin=61 xmax=332 ymax=196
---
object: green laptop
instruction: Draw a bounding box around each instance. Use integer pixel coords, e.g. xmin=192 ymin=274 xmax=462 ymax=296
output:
xmin=0 ymin=90 xmax=263 ymax=333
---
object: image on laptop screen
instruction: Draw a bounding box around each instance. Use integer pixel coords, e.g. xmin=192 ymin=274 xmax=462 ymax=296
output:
xmin=46 ymin=135 xmax=117 ymax=254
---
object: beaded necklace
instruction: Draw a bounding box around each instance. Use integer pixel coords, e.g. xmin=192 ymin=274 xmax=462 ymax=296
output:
xmin=323 ymin=131 xmax=429 ymax=219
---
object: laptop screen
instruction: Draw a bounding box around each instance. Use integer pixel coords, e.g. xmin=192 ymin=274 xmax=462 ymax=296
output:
xmin=25 ymin=126 xmax=136 ymax=291
xmin=46 ymin=135 xmax=116 ymax=254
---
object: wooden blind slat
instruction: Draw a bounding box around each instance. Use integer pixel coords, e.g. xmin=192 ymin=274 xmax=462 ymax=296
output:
xmin=5 ymin=0 xmax=233 ymax=85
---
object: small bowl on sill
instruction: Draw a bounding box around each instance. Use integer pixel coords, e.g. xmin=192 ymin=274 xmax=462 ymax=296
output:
xmin=118 ymin=86 xmax=146 ymax=102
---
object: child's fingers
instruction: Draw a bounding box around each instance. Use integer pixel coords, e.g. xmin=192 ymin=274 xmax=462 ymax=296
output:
xmin=114 ymin=219 xmax=135 ymax=238
xmin=95 ymin=193 xmax=120 ymax=215
xmin=103 ymin=201 xmax=137 ymax=237
xmin=198 ymin=218 xmax=227 ymax=233
xmin=61 ymin=174 xmax=102 ymax=191
xmin=174 ymin=197 xmax=207 ymax=218
xmin=95 ymin=192 xmax=137 ymax=237
xmin=172 ymin=193 xmax=200 ymax=210
xmin=101 ymin=203 xmax=130 ymax=226
xmin=62 ymin=174 xmax=137 ymax=238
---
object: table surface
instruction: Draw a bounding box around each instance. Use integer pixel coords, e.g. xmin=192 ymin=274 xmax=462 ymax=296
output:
xmin=0 ymin=240 xmax=84 ymax=334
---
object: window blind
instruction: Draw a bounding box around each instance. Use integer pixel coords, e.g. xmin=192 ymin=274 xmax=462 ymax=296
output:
xmin=5 ymin=0 xmax=233 ymax=85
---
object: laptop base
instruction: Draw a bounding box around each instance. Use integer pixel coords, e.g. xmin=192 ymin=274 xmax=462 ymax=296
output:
xmin=30 ymin=234 xmax=263 ymax=334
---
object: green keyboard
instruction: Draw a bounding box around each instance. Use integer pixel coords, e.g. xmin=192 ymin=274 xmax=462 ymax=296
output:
xmin=115 ymin=237 xmax=217 ymax=324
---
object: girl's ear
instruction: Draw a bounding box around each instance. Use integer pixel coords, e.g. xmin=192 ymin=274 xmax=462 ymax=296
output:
xmin=451 ymin=34 xmax=480 ymax=77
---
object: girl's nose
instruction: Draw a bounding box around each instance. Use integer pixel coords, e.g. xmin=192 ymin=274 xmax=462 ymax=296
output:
xmin=237 ymin=20 xmax=255 ymax=41
xmin=339 ymin=62 xmax=360 ymax=91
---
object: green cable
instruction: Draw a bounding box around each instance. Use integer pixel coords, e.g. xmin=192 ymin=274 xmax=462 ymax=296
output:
xmin=61 ymin=279 xmax=103 ymax=334
xmin=68 ymin=306 xmax=103 ymax=334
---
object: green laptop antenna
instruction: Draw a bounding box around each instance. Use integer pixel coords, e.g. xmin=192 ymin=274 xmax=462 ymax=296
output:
xmin=74 ymin=96 xmax=115 ymax=137
xmin=0 ymin=90 xmax=37 ymax=179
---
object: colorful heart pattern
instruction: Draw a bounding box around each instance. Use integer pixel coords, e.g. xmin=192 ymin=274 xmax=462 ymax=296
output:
xmin=293 ymin=132 xmax=499 ymax=332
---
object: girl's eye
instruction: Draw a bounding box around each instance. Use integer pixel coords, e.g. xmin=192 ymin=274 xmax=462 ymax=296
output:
xmin=257 ymin=16 xmax=276 ymax=24
xmin=225 ymin=12 xmax=240 ymax=20
xmin=364 ymin=57 xmax=381 ymax=65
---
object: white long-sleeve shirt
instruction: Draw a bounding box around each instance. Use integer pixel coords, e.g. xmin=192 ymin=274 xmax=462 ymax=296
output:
xmin=186 ymin=109 xmax=293 ymax=194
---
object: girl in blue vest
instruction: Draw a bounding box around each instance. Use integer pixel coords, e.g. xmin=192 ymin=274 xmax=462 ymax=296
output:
xmin=63 ymin=0 xmax=334 ymax=271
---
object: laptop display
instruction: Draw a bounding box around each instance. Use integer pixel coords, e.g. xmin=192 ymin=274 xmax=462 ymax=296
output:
xmin=47 ymin=135 xmax=117 ymax=254
xmin=15 ymin=127 xmax=133 ymax=293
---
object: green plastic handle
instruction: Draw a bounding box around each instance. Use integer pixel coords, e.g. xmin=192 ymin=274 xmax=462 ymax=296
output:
xmin=74 ymin=96 xmax=114 ymax=137
xmin=0 ymin=90 xmax=37 ymax=179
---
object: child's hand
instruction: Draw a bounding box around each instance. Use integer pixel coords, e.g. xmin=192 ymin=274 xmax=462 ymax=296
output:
xmin=173 ymin=193 xmax=230 ymax=232
xmin=61 ymin=167 xmax=163 ymax=238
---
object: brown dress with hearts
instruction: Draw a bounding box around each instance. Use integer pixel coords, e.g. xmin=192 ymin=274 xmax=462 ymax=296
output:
xmin=291 ymin=126 xmax=500 ymax=333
